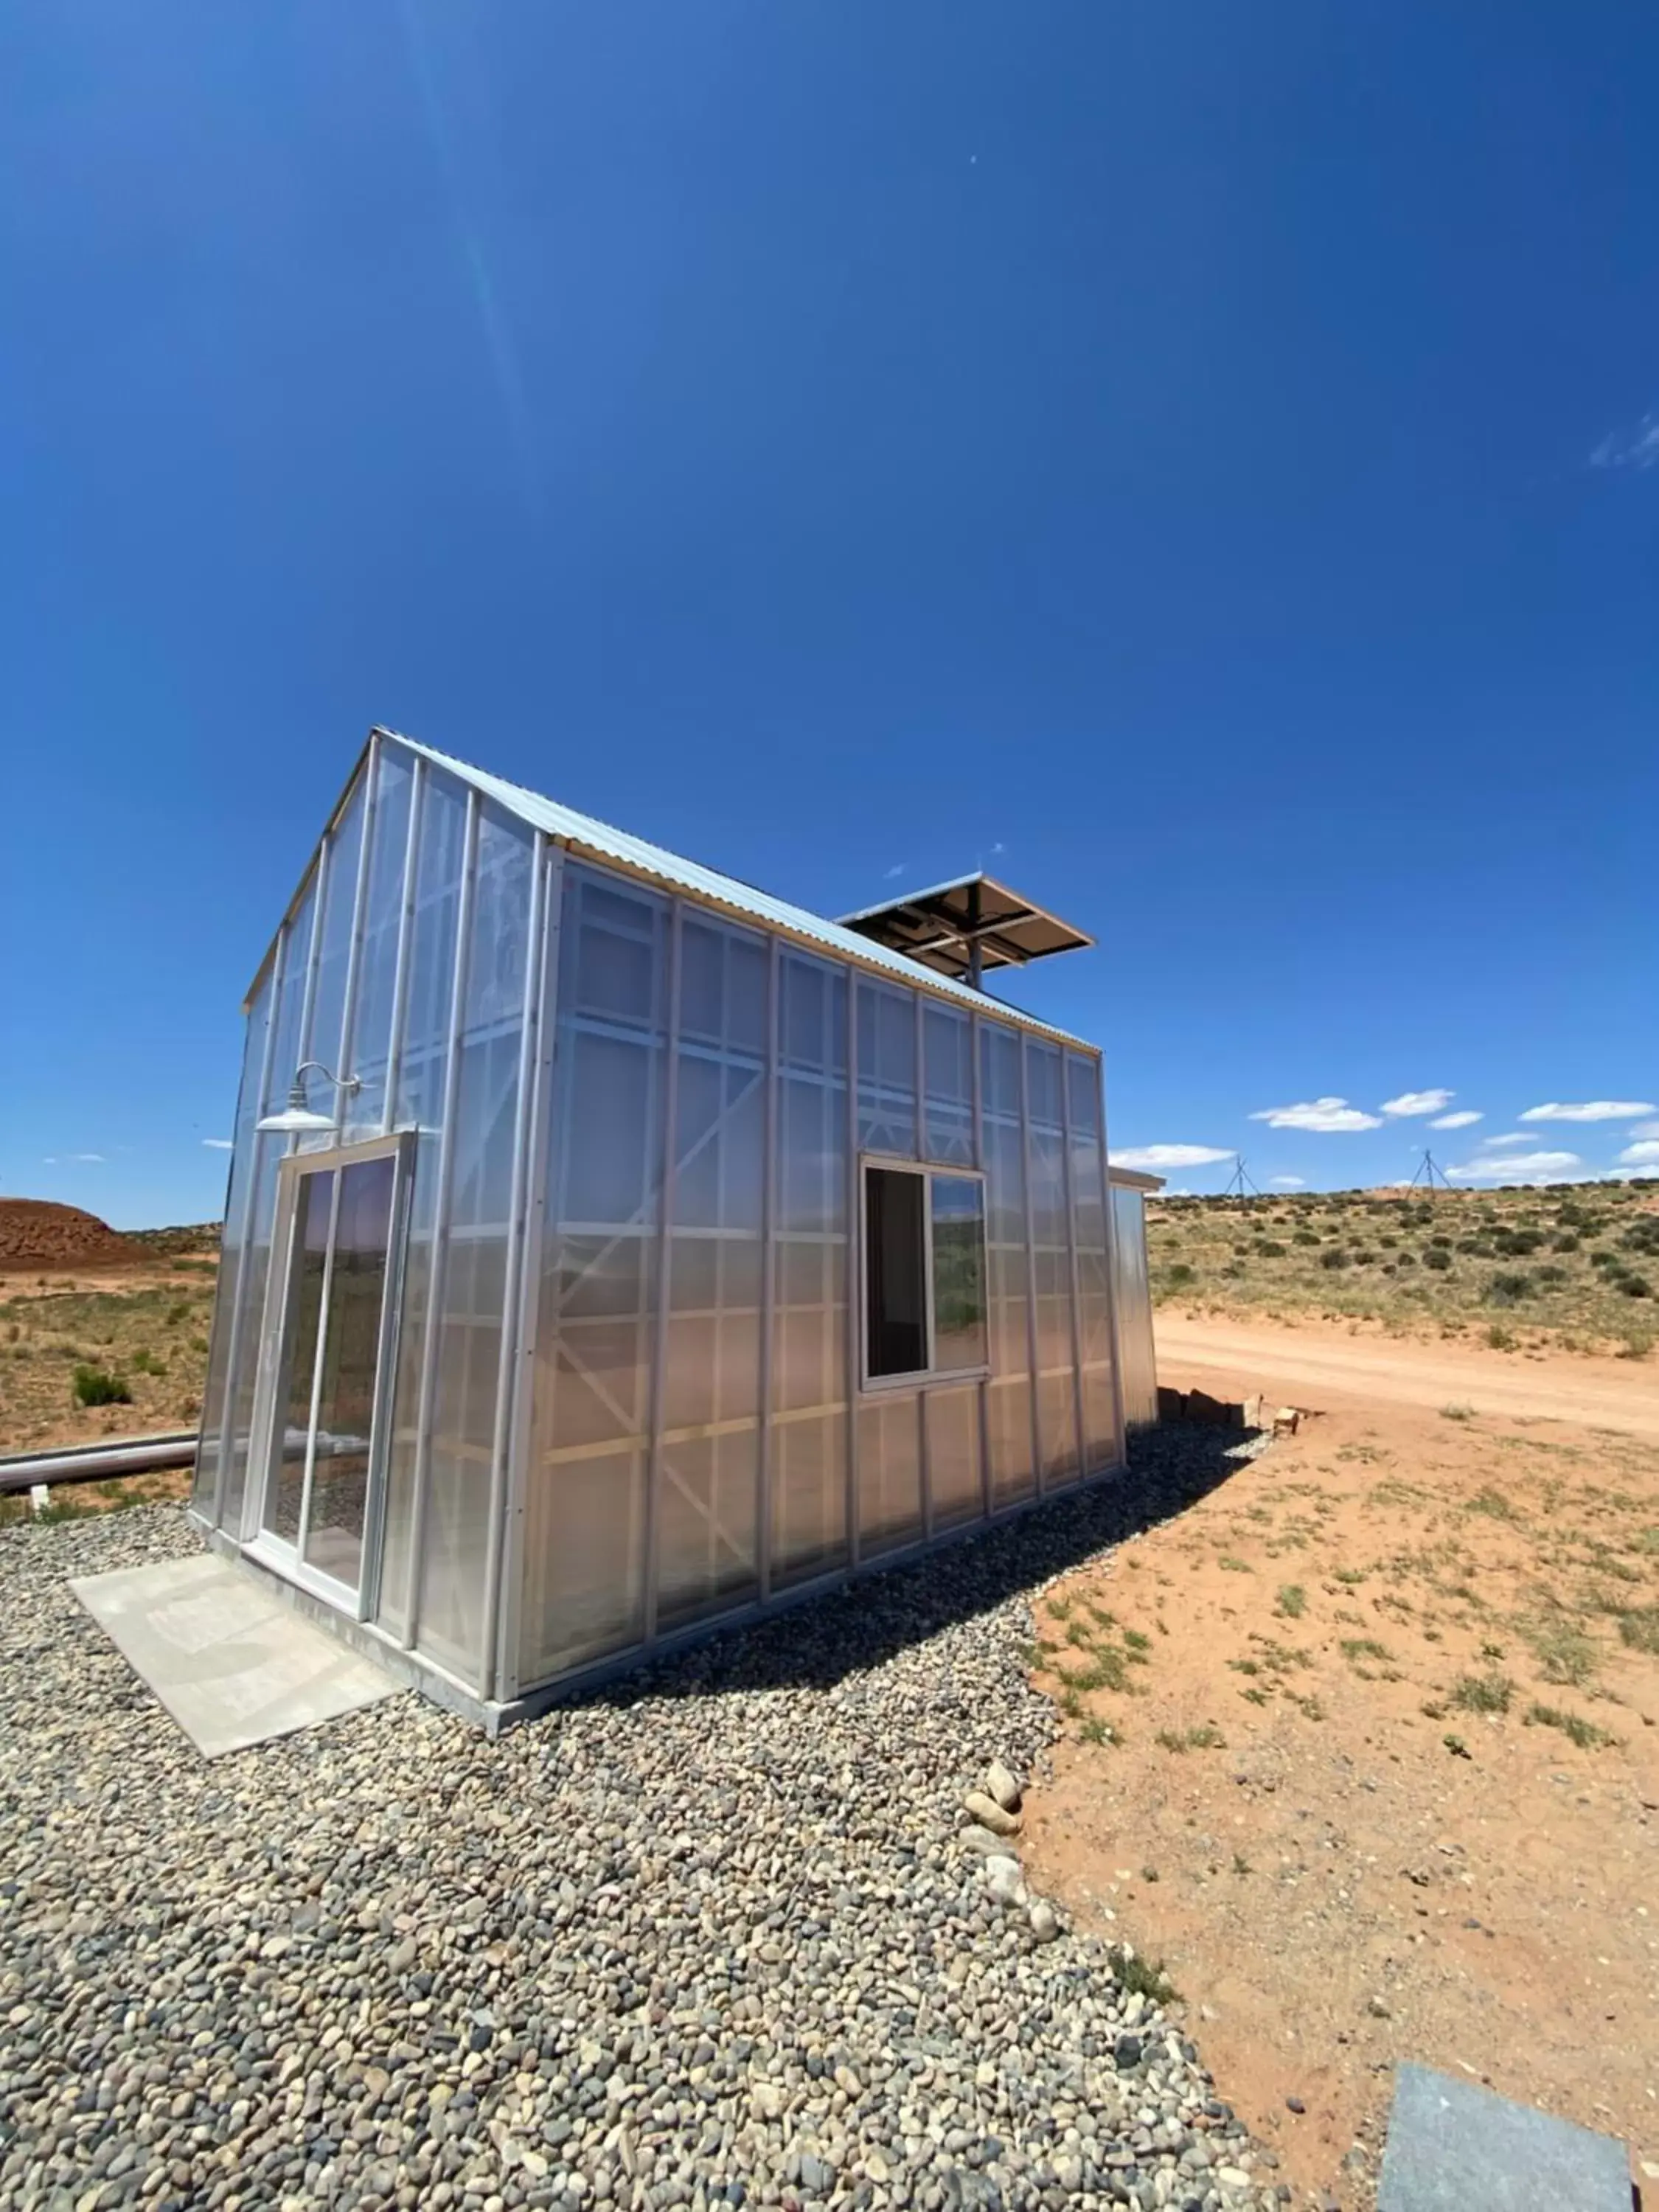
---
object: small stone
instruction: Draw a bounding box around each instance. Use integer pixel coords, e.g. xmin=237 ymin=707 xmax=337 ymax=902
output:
xmin=798 ymin=2153 xmax=835 ymax=2194
xmin=984 ymin=1857 xmax=1026 ymax=1907
xmin=1026 ymin=1899 xmax=1059 ymax=1943
xmin=1366 ymin=1995 xmax=1392 ymax=2020
xmin=1284 ymin=2097 xmax=1305 ymax=2116
xmin=957 ymin=1825 xmax=1012 ymax=1858
xmin=982 ymin=1761 xmax=1022 ymax=1814
xmin=1114 ymin=2035 xmax=1143 ymax=2070
xmin=961 ymin=1792 xmax=1020 ymax=1837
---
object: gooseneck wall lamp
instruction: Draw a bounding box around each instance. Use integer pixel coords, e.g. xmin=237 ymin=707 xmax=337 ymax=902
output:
xmin=254 ymin=1061 xmax=362 ymax=1136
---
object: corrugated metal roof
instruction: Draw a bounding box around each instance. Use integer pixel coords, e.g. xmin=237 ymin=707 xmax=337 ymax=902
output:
xmin=381 ymin=729 xmax=1100 ymax=1055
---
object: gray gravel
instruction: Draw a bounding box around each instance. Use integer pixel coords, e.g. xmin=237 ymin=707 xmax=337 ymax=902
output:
xmin=0 ymin=1428 xmax=1284 ymax=2212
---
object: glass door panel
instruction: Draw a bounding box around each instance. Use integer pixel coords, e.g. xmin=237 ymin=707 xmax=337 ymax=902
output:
xmin=302 ymin=1154 xmax=396 ymax=1590
xmin=265 ymin=1170 xmax=335 ymax=1545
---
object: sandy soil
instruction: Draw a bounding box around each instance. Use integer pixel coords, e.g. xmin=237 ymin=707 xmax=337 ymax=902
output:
xmin=1158 ymin=1311 xmax=1659 ymax=1440
xmin=1022 ymin=1338 xmax=1659 ymax=2210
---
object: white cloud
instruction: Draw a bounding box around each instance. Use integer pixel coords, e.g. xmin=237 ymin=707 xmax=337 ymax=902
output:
xmin=44 ymin=1151 xmax=105 ymax=1164
xmin=1446 ymin=1150 xmax=1583 ymax=1183
xmin=1380 ymin=1088 xmax=1454 ymax=1118
xmin=1626 ymin=1119 xmax=1659 ymax=1141
xmin=1109 ymin=1144 xmax=1235 ymax=1170
xmin=1250 ymin=1096 xmax=1382 ymax=1133
xmin=1591 ymin=414 xmax=1659 ymax=470
xmin=41 ymin=1156 xmax=56 ymax=1166
xmin=202 ymin=1138 xmax=234 ymax=1151
xmin=1478 ymin=1133 xmax=1533 ymax=1149
xmin=1268 ymin=1175 xmax=1305 ymax=1189
xmin=71 ymin=1152 xmax=106 ymax=1163
xmin=1429 ymin=1109 xmax=1482 ymax=1130
xmin=1519 ymin=1100 xmax=1656 ymax=1123
xmin=883 ymin=863 xmax=906 ymax=880
xmin=1618 ymin=1139 xmax=1659 ymax=1167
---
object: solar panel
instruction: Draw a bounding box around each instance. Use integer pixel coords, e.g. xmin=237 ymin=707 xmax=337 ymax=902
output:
xmin=837 ymin=872 xmax=1092 ymax=986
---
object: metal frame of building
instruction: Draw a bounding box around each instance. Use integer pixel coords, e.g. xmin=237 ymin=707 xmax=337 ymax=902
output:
xmin=192 ymin=729 xmax=1150 ymax=1728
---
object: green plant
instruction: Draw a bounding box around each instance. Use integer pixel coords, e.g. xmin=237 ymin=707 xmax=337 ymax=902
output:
xmin=128 ymin=1347 xmax=167 ymax=1377
xmin=1422 ymin=1247 xmax=1452 ymax=1272
xmin=1524 ymin=1703 xmax=1615 ymax=1750
xmin=1451 ymin=1672 xmax=1513 ymax=1715
xmin=1443 ymin=1733 xmax=1472 ymax=1759
xmin=1467 ymin=1486 xmax=1517 ymax=1520
xmin=1318 ymin=1248 xmax=1349 ymax=1271
xmin=1440 ymin=1403 xmax=1475 ymax=1422
xmin=1526 ymin=1620 xmax=1597 ymax=1687
xmin=1275 ymin=1584 xmax=1307 ymax=1618
xmin=1616 ymin=1607 xmax=1659 ymax=1655
xmin=1079 ymin=1716 xmax=1116 ymax=1746
xmin=72 ymin=1364 xmax=131 ymax=1408
xmin=1340 ymin=1638 xmax=1391 ymax=1663
xmin=1106 ymin=1944 xmax=1178 ymax=2005
xmin=1617 ymin=1329 xmax=1655 ymax=1361
xmin=1164 ymin=1262 xmax=1195 ymax=1289
xmin=1486 ymin=1271 xmax=1531 ymax=1307
xmin=1217 ymin=1554 xmax=1253 ymax=1573
xmin=1155 ymin=1723 xmax=1225 ymax=1753
xmin=1617 ymin=1273 xmax=1652 ymax=1300
xmin=1485 ymin=1322 xmax=1517 ymax=1351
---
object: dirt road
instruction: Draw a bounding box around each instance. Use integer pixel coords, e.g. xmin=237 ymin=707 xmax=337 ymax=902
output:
xmin=1155 ymin=1312 xmax=1659 ymax=1439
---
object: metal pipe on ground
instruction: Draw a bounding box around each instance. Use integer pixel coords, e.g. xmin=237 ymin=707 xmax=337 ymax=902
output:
xmin=0 ymin=1432 xmax=198 ymax=1496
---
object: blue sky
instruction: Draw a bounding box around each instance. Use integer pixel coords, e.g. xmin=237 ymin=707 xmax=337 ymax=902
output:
xmin=2 ymin=1 xmax=1656 ymax=1227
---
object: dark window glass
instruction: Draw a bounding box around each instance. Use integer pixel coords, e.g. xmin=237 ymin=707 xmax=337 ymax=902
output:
xmin=865 ymin=1168 xmax=926 ymax=1377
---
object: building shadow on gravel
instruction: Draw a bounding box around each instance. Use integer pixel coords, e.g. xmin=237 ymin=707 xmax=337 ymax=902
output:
xmin=567 ymin=1422 xmax=1265 ymax=1711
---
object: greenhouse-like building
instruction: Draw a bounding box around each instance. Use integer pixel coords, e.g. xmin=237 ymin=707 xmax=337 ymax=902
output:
xmin=192 ymin=728 xmax=1158 ymax=1725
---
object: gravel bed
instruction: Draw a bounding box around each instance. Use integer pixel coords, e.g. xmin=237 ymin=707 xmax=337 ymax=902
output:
xmin=0 ymin=1427 xmax=1281 ymax=2212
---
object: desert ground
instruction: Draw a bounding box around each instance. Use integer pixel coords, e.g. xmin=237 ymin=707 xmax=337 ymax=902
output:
xmin=0 ymin=1201 xmax=218 ymax=1517
xmin=1024 ymin=1315 xmax=1659 ymax=2209
xmin=1147 ymin=1179 xmax=1659 ymax=1363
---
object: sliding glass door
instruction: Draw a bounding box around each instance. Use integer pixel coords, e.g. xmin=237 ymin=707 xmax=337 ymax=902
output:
xmin=254 ymin=1136 xmax=411 ymax=1613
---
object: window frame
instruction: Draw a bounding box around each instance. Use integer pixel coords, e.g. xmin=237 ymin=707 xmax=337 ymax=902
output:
xmin=858 ymin=1152 xmax=991 ymax=1393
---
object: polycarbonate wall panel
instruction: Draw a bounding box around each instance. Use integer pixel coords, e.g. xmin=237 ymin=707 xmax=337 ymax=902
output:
xmin=1026 ymin=1039 xmax=1080 ymax=1487
xmin=342 ymin=745 xmax=414 ymax=1141
xmin=219 ymin=868 xmax=320 ymax=1533
xmin=192 ymin=964 xmax=275 ymax=1517
xmin=922 ymin=1003 xmax=974 ymax=1167
xmin=414 ymin=806 xmax=536 ymax=1685
xmin=1068 ymin=1054 xmax=1119 ymax=1471
xmin=926 ymin=1382 xmax=982 ymax=1531
xmin=299 ymin=779 xmax=366 ymax=1149
xmin=655 ymin=914 xmax=768 ymax=1630
xmin=1112 ymin=1186 xmax=1158 ymax=1428
xmin=378 ymin=767 xmax=470 ymax=1641
xmin=978 ymin=1021 xmax=1037 ymax=1508
xmin=857 ymin=1392 xmax=922 ymax=1556
xmin=856 ymin=978 xmax=917 ymax=1158
xmin=771 ymin=952 xmax=850 ymax=1588
xmin=520 ymin=869 xmax=669 ymax=1683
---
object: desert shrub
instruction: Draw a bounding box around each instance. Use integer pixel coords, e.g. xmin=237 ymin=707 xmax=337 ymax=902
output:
xmin=1486 ymin=1272 xmax=1531 ymax=1307
xmin=1486 ymin=1322 xmax=1517 ymax=1350
xmin=1379 ymin=1235 xmax=1398 ymax=1250
xmin=1163 ymin=1262 xmax=1195 ymax=1288
xmin=1422 ymin=1247 xmax=1453 ymax=1272
xmin=1535 ymin=1264 xmax=1568 ymax=1286
xmin=1492 ymin=1228 xmax=1544 ymax=1256
xmin=1318 ymin=1248 xmax=1349 ymax=1271
xmin=72 ymin=1364 xmax=131 ymax=1408
xmin=1293 ymin=1229 xmax=1319 ymax=1247
xmin=1429 ymin=1234 xmax=1453 ymax=1249
xmin=1256 ymin=1241 xmax=1287 ymax=1259
xmin=1620 ymin=1218 xmax=1659 ymax=1256
xmin=128 ymin=1347 xmax=167 ymax=1377
xmin=1552 ymin=1234 xmax=1580 ymax=1253
xmin=1618 ymin=1273 xmax=1652 ymax=1299
xmin=1394 ymin=1249 xmax=1416 ymax=1267
xmin=1618 ymin=1607 xmax=1659 ymax=1655
xmin=1451 ymin=1672 xmax=1513 ymax=1715
xmin=1589 ymin=1249 xmax=1618 ymax=1269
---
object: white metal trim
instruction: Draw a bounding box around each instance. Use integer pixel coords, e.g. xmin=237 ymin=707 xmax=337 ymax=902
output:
xmin=641 ymin=900 xmax=684 ymax=1651
xmin=479 ymin=830 xmax=548 ymax=1702
xmin=403 ymin=787 xmax=481 ymax=1658
xmin=380 ymin=753 xmax=427 ymax=1137
xmin=494 ymin=840 xmax=565 ymax=1704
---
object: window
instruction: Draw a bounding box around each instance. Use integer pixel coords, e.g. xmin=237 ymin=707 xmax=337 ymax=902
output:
xmin=862 ymin=1161 xmax=989 ymax=1384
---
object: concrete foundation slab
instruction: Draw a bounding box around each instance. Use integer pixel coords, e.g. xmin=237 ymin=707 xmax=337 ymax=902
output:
xmin=70 ymin=1552 xmax=397 ymax=1757
xmin=1377 ymin=2063 xmax=1630 ymax=2212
